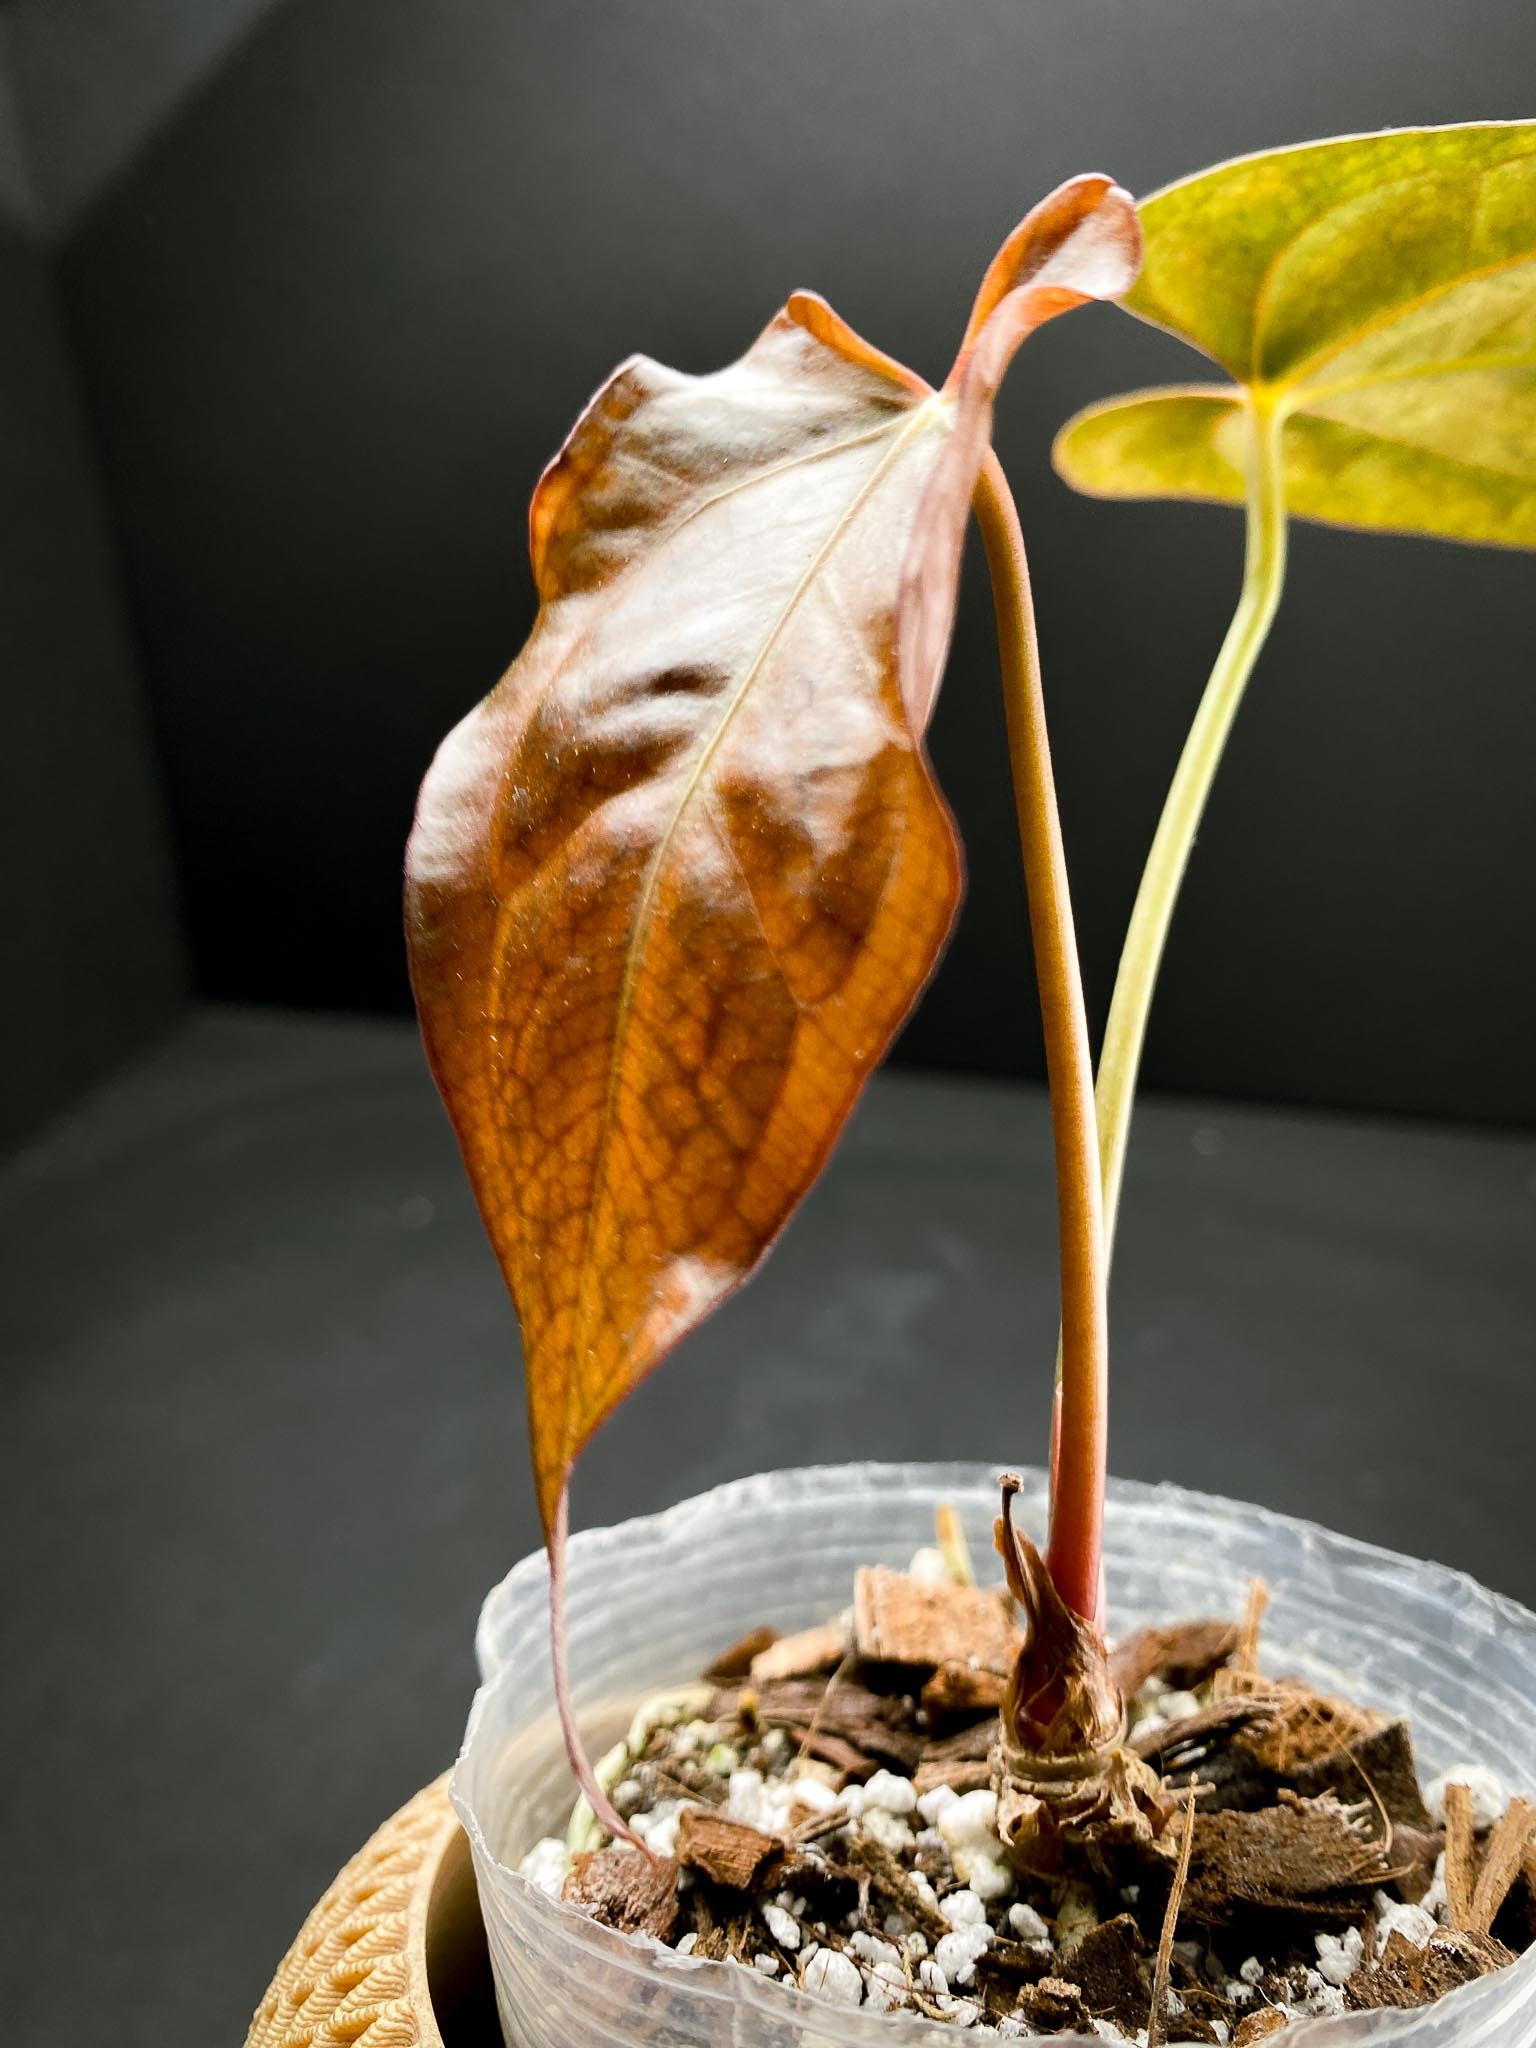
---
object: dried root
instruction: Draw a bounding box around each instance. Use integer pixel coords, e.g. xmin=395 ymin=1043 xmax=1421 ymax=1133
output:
xmin=1146 ymin=1790 xmax=1197 ymax=2048
xmin=1444 ymin=1785 xmax=1536 ymax=1936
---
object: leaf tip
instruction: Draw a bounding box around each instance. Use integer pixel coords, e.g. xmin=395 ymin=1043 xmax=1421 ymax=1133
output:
xmin=1048 ymin=401 xmax=1104 ymax=493
xmin=785 ymin=290 xmax=931 ymax=393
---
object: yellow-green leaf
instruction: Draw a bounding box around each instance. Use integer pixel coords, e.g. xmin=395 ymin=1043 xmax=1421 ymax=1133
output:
xmin=1054 ymin=123 xmax=1536 ymax=549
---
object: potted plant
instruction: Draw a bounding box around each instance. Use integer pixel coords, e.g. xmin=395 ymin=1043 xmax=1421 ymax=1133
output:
xmin=401 ymin=126 xmax=1536 ymax=2046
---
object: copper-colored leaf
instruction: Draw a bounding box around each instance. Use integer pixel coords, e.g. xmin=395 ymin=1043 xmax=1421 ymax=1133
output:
xmin=406 ymin=178 xmax=1139 ymax=1554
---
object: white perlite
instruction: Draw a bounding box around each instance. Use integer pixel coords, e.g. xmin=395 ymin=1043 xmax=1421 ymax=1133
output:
xmin=515 ymin=1836 xmax=571 ymax=1897
xmin=862 ymin=1805 xmax=916 ymax=1855
xmin=850 ymin=1929 xmax=908 ymax=2010
xmin=1426 ymin=1764 xmax=1507 ymax=1831
xmin=1290 ymin=1968 xmax=1348 ymax=2018
xmin=917 ymin=1782 xmax=959 ymax=1827
xmin=1314 ymin=1925 xmax=1364 ymax=1985
xmin=760 ymin=1901 xmax=801 ymax=1951
xmin=728 ymin=1769 xmax=770 ymax=1826
xmin=936 ymin=1993 xmax=982 ymax=2025
xmin=938 ymin=1787 xmax=1014 ymax=1899
xmin=953 ymin=1846 xmax=1014 ymax=1899
xmin=938 ymin=1788 xmax=998 ymax=1848
xmin=864 ymin=1769 xmax=919 ymax=1815
xmin=788 ymin=1773 xmax=839 ymax=1814
xmin=934 ymin=1922 xmax=994 ymax=1987
xmin=726 ymin=1767 xmax=829 ymax=1836
xmin=907 ymin=1545 xmax=950 ymax=1584
xmin=1374 ymin=1892 xmax=1438 ymax=1948
xmin=862 ymin=1967 xmax=906 ymax=2013
xmin=632 ymin=1804 xmax=682 ymax=1857
xmin=1007 ymin=1900 xmax=1050 ymax=1943
xmin=801 ymin=1945 xmax=863 ymax=2005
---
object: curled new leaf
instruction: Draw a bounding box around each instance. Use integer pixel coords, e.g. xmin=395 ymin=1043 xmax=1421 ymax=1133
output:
xmin=1054 ymin=122 xmax=1536 ymax=548
xmin=993 ymin=1475 xmax=1170 ymax=1877
xmin=995 ymin=1473 xmax=1121 ymax=1764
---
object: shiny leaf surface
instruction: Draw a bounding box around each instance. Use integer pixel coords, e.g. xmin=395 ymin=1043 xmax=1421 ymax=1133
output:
xmin=406 ymin=178 xmax=1139 ymax=1539
xmin=1054 ymin=123 xmax=1536 ymax=548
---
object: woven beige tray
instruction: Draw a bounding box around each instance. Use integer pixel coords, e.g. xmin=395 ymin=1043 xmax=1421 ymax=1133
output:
xmin=245 ymin=1776 xmax=499 ymax=2048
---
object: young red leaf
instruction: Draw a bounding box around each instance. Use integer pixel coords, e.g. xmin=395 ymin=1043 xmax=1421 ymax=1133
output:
xmin=405 ymin=176 xmax=1139 ymax=1830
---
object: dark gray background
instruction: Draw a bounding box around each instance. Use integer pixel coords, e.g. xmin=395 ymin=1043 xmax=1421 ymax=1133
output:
xmin=4 ymin=0 xmax=1536 ymax=1140
xmin=0 ymin=22 xmax=184 ymax=1147
xmin=2 ymin=7 xmax=1535 ymax=2045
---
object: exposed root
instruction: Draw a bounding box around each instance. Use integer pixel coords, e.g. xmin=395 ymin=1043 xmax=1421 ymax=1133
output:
xmin=1215 ymin=1578 xmax=1269 ymax=1697
xmin=1243 ymin=1682 xmax=1382 ymax=1777
xmin=936 ymin=1500 xmax=976 ymax=1586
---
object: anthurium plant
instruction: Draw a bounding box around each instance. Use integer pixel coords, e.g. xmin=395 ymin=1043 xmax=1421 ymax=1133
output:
xmin=406 ymin=121 xmax=1536 ymax=1958
xmin=407 ymin=174 xmax=1139 ymax=1834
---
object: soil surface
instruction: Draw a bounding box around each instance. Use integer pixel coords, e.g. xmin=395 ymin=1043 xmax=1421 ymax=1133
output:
xmin=521 ymin=1546 xmax=1536 ymax=2040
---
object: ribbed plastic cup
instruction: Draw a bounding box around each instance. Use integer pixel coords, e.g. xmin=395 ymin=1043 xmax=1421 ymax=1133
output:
xmin=454 ymin=1463 xmax=1536 ymax=2046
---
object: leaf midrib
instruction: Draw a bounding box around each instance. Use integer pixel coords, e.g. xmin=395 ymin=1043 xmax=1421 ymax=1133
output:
xmin=480 ymin=415 xmax=918 ymax=1162
xmin=561 ymin=395 xmax=949 ymax=1431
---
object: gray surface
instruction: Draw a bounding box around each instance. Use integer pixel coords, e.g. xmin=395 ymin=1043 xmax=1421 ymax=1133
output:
xmin=5 ymin=0 xmax=284 ymax=234
xmin=0 ymin=24 xmax=38 ymax=234
xmin=0 ymin=1007 xmax=1532 ymax=2043
xmin=43 ymin=0 xmax=1536 ymax=1122
xmin=0 ymin=179 xmax=185 ymax=1149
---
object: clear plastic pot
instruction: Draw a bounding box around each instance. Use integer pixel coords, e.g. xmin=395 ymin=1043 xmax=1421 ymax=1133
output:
xmin=454 ymin=1463 xmax=1536 ymax=2047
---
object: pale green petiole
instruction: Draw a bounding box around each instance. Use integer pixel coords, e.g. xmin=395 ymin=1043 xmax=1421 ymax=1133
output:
xmin=1048 ymin=393 xmax=1289 ymax=1439
xmin=1095 ymin=390 xmax=1291 ymax=1259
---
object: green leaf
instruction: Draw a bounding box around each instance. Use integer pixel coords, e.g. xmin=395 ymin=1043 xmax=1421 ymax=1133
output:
xmin=1054 ymin=123 xmax=1536 ymax=549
